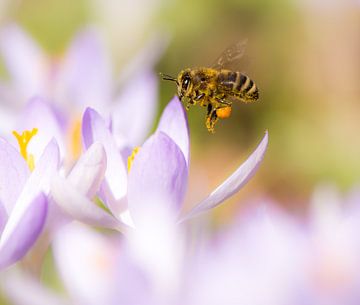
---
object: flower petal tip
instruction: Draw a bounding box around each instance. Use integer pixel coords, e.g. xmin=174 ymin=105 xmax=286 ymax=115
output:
xmin=180 ymin=131 xmax=268 ymax=222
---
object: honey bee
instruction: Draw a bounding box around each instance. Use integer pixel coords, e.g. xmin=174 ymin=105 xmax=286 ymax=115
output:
xmin=161 ymin=41 xmax=259 ymax=133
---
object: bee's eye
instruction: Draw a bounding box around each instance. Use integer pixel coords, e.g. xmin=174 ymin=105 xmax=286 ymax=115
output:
xmin=182 ymin=76 xmax=191 ymax=91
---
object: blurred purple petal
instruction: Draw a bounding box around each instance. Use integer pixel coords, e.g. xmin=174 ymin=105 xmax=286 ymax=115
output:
xmin=15 ymin=97 xmax=65 ymax=161
xmin=181 ymin=131 xmax=268 ymax=221
xmin=51 ymin=175 xmax=124 ymax=231
xmin=0 ymin=192 xmax=47 ymax=269
xmin=156 ymin=96 xmax=189 ymax=165
xmin=0 ymin=204 xmax=6 ymax=233
xmin=0 ymin=137 xmax=30 ymax=214
xmin=1 ymin=268 xmax=71 ymax=305
xmin=112 ymin=69 xmax=158 ymax=147
xmin=185 ymin=206 xmax=304 ymax=305
xmin=53 ymin=223 xmax=125 ymax=305
xmin=67 ymin=142 xmax=106 ymax=198
xmin=128 ymin=132 xmax=188 ymax=226
xmin=117 ymin=32 xmax=169 ymax=84
xmin=56 ymin=29 xmax=111 ymax=112
xmin=82 ymin=108 xmax=127 ymax=217
xmin=0 ymin=24 xmax=46 ymax=97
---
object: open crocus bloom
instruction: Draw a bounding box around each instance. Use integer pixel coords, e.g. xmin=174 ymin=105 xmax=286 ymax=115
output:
xmin=52 ymin=96 xmax=268 ymax=230
xmin=0 ymin=134 xmax=60 ymax=269
xmin=0 ymin=24 xmax=159 ymax=150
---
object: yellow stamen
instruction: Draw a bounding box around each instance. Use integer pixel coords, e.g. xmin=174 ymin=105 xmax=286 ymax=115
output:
xmin=69 ymin=118 xmax=82 ymax=160
xmin=12 ymin=128 xmax=38 ymax=171
xmin=127 ymin=147 xmax=141 ymax=173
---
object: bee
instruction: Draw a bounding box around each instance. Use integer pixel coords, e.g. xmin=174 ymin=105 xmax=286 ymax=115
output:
xmin=161 ymin=41 xmax=259 ymax=133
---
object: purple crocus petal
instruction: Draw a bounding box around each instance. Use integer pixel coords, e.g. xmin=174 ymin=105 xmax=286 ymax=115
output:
xmin=9 ymin=139 xmax=59 ymax=230
xmin=14 ymin=96 xmax=65 ymax=161
xmin=181 ymin=131 xmax=269 ymax=222
xmin=0 ymin=192 xmax=47 ymax=269
xmin=112 ymin=69 xmax=158 ymax=147
xmin=0 ymin=24 xmax=46 ymax=98
xmin=82 ymin=108 xmax=127 ymax=217
xmin=67 ymin=142 xmax=106 ymax=199
xmin=127 ymin=132 xmax=188 ymax=227
xmin=156 ymin=96 xmax=190 ymax=165
xmin=51 ymin=175 xmax=124 ymax=231
xmin=56 ymin=29 xmax=111 ymax=112
xmin=0 ymin=137 xmax=30 ymax=214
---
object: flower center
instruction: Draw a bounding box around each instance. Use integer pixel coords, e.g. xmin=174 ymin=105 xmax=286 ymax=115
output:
xmin=127 ymin=147 xmax=141 ymax=173
xmin=12 ymin=128 xmax=38 ymax=171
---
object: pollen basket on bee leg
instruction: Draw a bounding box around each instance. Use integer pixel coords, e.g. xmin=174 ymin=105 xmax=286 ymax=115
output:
xmin=216 ymin=106 xmax=232 ymax=119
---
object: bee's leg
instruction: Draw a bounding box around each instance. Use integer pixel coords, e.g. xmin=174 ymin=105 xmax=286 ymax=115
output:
xmin=206 ymin=103 xmax=213 ymax=116
xmin=205 ymin=103 xmax=218 ymax=133
xmin=217 ymin=97 xmax=232 ymax=106
xmin=185 ymin=99 xmax=196 ymax=110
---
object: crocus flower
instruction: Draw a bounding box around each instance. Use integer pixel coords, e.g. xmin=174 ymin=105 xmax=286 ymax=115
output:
xmin=5 ymin=186 xmax=360 ymax=305
xmin=52 ymin=96 xmax=268 ymax=231
xmin=0 ymin=24 xmax=159 ymax=153
xmin=0 ymin=24 xmax=109 ymax=112
xmin=0 ymin=131 xmax=60 ymax=269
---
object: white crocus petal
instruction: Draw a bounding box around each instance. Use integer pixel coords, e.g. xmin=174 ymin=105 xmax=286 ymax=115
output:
xmin=181 ymin=131 xmax=268 ymax=221
xmin=127 ymin=204 xmax=184 ymax=301
xmin=53 ymin=223 xmax=121 ymax=305
xmin=82 ymin=108 xmax=128 ymax=217
xmin=51 ymin=175 xmax=124 ymax=231
xmin=15 ymin=97 xmax=66 ymax=162
xmin=67 ymin=142 xmax=106 ymax=198
xmin=112 ymin=69 xmax=158 ymax=147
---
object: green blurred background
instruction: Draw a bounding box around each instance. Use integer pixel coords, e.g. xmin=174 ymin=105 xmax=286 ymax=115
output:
xmin=1 ymin=0 xmax=360 ymax=220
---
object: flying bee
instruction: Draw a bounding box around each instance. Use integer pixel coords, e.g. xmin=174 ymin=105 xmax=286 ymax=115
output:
xmin=161 ymin=41 xmax=259 ymax=133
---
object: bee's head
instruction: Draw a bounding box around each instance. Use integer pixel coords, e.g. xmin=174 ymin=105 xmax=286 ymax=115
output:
xmin=177 ymin=69 xmax=193 ymax=101
xmin=160 ymin=69 xmax=193 ymax=102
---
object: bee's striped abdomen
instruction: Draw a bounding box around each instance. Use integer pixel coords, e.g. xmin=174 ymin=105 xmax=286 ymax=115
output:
xmin=217 ymin=70 xmax=259 ymax=102
xmin=234 ymin=72 xmax=259 ymax=102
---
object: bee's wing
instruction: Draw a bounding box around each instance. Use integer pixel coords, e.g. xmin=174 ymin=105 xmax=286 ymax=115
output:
xmin=211 ymin=40 xmax=248 ymax=70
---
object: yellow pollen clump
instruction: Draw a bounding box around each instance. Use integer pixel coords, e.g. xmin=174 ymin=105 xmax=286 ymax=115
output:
xmin=127 ymin=147 xmax=141 ymax=173
xmin=12 ymin=128 xmax=38 ymax=171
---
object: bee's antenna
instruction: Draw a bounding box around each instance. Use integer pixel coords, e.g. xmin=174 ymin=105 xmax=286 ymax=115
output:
xmin=160 ymin=73 xmax=178 ymax=85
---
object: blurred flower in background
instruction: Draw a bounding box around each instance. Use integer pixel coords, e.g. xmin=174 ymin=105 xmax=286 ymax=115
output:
xmin=0 ymin=0 xmax=360 ymax=304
